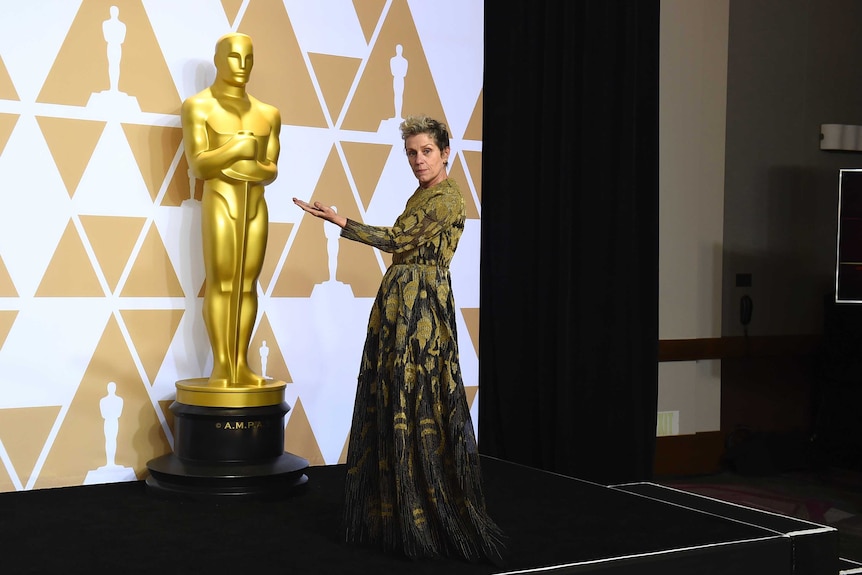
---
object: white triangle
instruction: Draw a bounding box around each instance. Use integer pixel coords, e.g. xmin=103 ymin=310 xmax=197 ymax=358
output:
xmin=151 ymin=299 xmax=211 ymax=394
xmin=408 ymin=0 xmax=484 ymax=139
xmin=0 ymin=115 xmax=72 ymax=297
xmin=153 ymin=204 xmax=205 ymax=303
xmin=363 ymin=141 xmax=418 ymax=227
xmin=266 ymin=297 xmax=369 ymax=464
xmin=0 ymin=439 xmax=23 ymax=491
xmin=265 ymin=125 xmax=339 ymax=223
xmin=0 ymin=1 xmax=81 ymax=102
xmin=284 ymin=0 xmax=367 ymax=57
xmin=450 ymin=220 xmax=480 ymax=308
xmin=72 ymin=122 xmax=154 ymax=215
xmin=0 ymin=299 xmax=112 ymax=408
xmin=455 ymin=306 xmax=479 ymax=387
xmin=142 ymin=0 xmax=229 ymax=101
xmin=470 ymin=388 xmax=480 ymax=439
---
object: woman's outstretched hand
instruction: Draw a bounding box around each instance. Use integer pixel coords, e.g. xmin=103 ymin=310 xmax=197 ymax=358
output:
xmin=293 ymin=198 xmax=347 ymax=228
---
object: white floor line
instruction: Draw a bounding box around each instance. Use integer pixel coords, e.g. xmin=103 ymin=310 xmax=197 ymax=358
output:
xmin=613 ymin=481 xmax=838 ymax=533
xmin=494 ymin=535 xmax=786 ymax=574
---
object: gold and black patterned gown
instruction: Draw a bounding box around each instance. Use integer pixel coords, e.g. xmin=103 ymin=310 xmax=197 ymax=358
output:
xmin=340 ymin=178 xmax=505 ymax=562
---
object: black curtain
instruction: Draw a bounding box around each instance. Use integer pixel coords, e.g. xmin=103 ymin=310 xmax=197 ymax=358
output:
xmin=478 ymin=1 xmax=659 ymax=484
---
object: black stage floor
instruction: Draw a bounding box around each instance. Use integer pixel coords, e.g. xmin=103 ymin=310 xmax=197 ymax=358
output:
xmin=0 ymin=456 xmax=851 ymax=574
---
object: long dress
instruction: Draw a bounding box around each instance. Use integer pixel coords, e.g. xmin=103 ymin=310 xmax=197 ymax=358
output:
xmin=340 ymin=177 xmax=505 ymax=562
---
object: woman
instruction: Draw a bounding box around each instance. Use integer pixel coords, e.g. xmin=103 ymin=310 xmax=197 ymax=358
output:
xmin=293 ymin=115 xmax=504 ymax=562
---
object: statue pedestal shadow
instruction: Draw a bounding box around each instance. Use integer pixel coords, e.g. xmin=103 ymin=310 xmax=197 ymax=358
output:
xmin=146 ymin=379 xmax=308 ymax=499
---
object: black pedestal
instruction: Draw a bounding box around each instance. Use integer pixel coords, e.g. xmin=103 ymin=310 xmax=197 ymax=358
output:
xmin=146 ymin=401 xmax=309 ymax=499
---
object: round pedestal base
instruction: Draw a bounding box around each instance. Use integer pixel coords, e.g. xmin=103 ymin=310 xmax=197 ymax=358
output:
xmin=145 ymin=451 xmax=308 ymax=499
xmin=172 ymin=402 xmax=291 ymax=462
xmin=145 ymin=394 xmax=309 ymax=499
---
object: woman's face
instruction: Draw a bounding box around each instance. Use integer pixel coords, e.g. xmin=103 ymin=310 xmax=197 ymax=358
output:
xmin=405 ymin=133 xmax=449 ymax=189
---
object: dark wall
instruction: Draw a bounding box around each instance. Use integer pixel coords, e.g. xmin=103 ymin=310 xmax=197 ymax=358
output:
xmin=723 ymin=0 xmax=862 ymax=337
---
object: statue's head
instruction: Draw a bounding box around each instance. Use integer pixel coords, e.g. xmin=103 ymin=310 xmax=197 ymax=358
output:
xmin=214 ymin=33 xmax=254 ymax=88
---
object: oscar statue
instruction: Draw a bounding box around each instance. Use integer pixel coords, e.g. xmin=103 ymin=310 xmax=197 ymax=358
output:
xmin=146 ymin=33 xmax=308 ymax=497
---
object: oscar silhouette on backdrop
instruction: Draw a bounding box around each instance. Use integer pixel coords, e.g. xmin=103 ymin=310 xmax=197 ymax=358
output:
xmin=181 ymin=32 xmax=281 ymax=387
xmin=84 ymin=382 xmax=135 ymax=485
xmin=325 ymin=206 xmax=340 ymax=282
xmin=100 ymin=381 xmax=123 ymax=467
xmin=103 ymin=6 xmax=125 ymax=92
xmin=88 ymin=5 xmax=139 ymax=111
xmin=259 ymin=339 xmax=270 ymax=379
xmin=379 ymin=44 xmax=409 ymax=132
xmin=390 ymin=44 xmax=407 ymax=121
xmin=311 ymin=205 xmax=352 ymax=297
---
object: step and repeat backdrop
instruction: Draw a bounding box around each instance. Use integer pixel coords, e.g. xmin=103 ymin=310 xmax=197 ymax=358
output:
xmin=0 ymin=0 xmax=483 ymax=491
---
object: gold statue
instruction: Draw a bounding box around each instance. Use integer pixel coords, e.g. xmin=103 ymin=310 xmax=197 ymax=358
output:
xmin=181 ymin=32 xmax=280 ymax=388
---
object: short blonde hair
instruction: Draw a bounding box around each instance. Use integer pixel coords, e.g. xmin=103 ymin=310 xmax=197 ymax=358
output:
xmin=399 ymin=115 xmax=450 ymax=152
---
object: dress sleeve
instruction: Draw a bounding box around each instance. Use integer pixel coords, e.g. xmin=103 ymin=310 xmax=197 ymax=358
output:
xmin=340 ymin=190 xmax=461 ymax=254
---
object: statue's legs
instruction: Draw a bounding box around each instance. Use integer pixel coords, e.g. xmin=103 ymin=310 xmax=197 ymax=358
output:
xmin=202 ymin=191 xmax=234 ymax=385
xmin=235 ymin=199 xmax=268 ymax=384
xmin=108 ymin=45 xmax=121 ymax=91
xmin=201 ymin=189 xmax=267 ymax=386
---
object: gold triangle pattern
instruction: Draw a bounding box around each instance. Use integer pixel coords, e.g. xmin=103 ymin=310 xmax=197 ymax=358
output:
xmin=0 ymin=257 xmax=18 ymax=297
xmin=341 ymin=141 xmax=392 ymax=211
xmin=0 ymin=311 xmax=18 ymax=349
xmin=119 ymin=309 xmax=184 ymax=384
xmin=249 ymin=314 xmax=292 ymax=384
xmin=221 ymin=0 xmax=245 ymax=27
xmin=260 ymin=222 xmax=293 ymax=293
xmin=0 ymin=406 xmax=61 ymax=488
xmin=37 ymin=0 xmax=181 ymax=113
xmin=79 ymin=215 xmax=146 ymax=293
xmin=120 ymin=225 xmax=185 ymax=297
xmin=464 ymin=88 xmax=483 ymax=140
xmin=0 ymin=56 xmax=19 ymax=100
xmin=462 ymin=150 xmax=483 ymax=203
xmin=342 ymin=0 xmax=448 ymax=132
xmin=36 ymin=117 xmax=106 ymax=198
xmin=273 ymin=146 xmax=381 ymax=297
xmin=460 ymin=307 xmax=480 ymax=358
xmin=162 ymin=153 xmax=203 ymax=206
xmin=237 ymin=2 xmax=327 ymax=128
xmin=0 ymin=4 xmax=484 ymax=491
xmin=35 ymin=220 xmax=104 ymax=297
xmin=338 ymin=431 xmax=350 ymax=465
xmin=34 ymin=316 xmax=170 ymax=488
xmin=122 ymin=124 xmax=183 ymax=202
xmin=308 ymin=53 xmax=362 ymax=124
xmin=465 ymin=386 xmax=478 ymax=411
xmin=0 ymin=113 xmax=19 ymax=157
xmin=352 ymin=0 xmax=387 ymax=44
xmin=0 ymin=457 xmax=14 ymax=492
xmin=448 ymin=156 xmax=480 ymax=220
xmin=284 ymin=398 xmax=326 ymax=466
